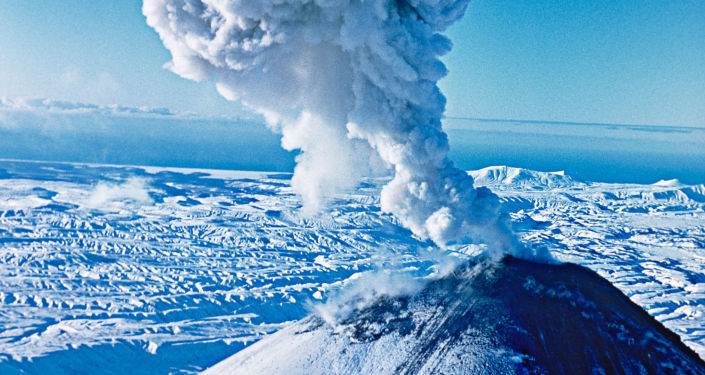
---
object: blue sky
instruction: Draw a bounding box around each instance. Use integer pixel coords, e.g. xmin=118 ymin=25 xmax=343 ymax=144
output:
xmin=0 ymin=1 xmax=249 ymax=118
xmin=0 ymin=0 xmax=703 ymax=126
xmin=442 ymin=0 xmax=705 ymax=126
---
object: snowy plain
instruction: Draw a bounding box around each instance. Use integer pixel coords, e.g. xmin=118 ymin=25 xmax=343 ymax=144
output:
xmin=0 ymin=159 xmax=703 ymax=374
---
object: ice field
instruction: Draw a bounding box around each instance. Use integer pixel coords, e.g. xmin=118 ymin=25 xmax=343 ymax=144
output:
xmin=0 ymin=159 xmax=703 ymax=374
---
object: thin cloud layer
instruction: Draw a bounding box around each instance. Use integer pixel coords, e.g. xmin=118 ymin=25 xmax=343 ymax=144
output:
xmin=0 ymin=97 xmax=180 ymax=119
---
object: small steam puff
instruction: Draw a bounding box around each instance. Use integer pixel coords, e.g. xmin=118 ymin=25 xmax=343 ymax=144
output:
xmin=85 ymin=178 xmax=153 ymax=209
xmin=144 ymin=0 xmax=541 ymax=258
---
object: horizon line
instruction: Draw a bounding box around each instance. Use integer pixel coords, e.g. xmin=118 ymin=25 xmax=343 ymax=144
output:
xmin=442 ymin=116 xmax=705 ymax=130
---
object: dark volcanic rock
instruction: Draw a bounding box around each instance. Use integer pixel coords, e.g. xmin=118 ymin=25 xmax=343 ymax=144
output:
xmin=205 ymin=256 xmax=705 ymax=374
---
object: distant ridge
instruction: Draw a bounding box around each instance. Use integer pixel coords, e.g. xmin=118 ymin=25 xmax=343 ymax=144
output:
xmin=443 ymin=116 xmax=705 ymax=131
xmin=469 ymin=166 xmax=573 ymax=188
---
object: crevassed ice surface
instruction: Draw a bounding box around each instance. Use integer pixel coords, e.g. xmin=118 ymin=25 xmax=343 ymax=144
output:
xmin=0 ymin=160 xmax=703 ymax=374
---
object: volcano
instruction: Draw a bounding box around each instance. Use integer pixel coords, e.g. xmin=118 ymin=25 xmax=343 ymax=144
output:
xmin=204 ymin=256 xmax=705 ymax=375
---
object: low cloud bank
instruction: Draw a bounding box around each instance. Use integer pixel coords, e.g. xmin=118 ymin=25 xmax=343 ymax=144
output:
xmin=0 ymin=97 xmax=180 ymax=120
xmin=0 ymin=97 xmax=293 ymax=172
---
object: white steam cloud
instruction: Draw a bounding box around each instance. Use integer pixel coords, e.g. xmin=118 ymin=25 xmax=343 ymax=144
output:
xmin=144 ymin=0 xmax=539 ymax=258
xmin=84 ymin=178 xmax=153 ymax=210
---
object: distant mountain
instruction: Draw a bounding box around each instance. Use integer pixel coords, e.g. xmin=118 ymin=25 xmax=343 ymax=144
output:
xmin=469 ymin=166 xmax=574 ymax=189
xmin=205 ymin=256 xmax=705 ymax=375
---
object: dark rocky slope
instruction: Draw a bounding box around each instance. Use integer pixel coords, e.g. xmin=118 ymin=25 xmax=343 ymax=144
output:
xmin=205 ymin=256 xmax=705 ymax=374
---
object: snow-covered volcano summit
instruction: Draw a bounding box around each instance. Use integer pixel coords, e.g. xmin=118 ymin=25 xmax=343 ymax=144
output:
xmin=205 ymin=256 xmax=705 ymax=375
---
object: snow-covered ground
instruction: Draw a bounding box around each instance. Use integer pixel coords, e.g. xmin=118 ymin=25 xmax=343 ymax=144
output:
xmin=0 ymin=159 xmax=703 ymax=374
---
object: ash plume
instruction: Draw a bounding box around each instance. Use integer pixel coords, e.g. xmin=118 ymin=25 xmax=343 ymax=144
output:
xmin=144 ymin=0 xmax=541 ymax=258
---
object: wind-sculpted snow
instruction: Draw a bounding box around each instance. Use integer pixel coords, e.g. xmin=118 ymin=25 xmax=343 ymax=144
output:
xmin=475 ymin=167 xmax=705 ymax=358
xmin=0 ymin=160 xmax=449 ymax=374
xmin=0 ymin=160 xmax=704 ymax=374
xmin=143 ymin=0 xmax=526 ymax=255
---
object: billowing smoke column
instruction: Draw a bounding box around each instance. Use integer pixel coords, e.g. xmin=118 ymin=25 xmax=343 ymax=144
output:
xmin=144 ymin=0 xmax=533 ymax=257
